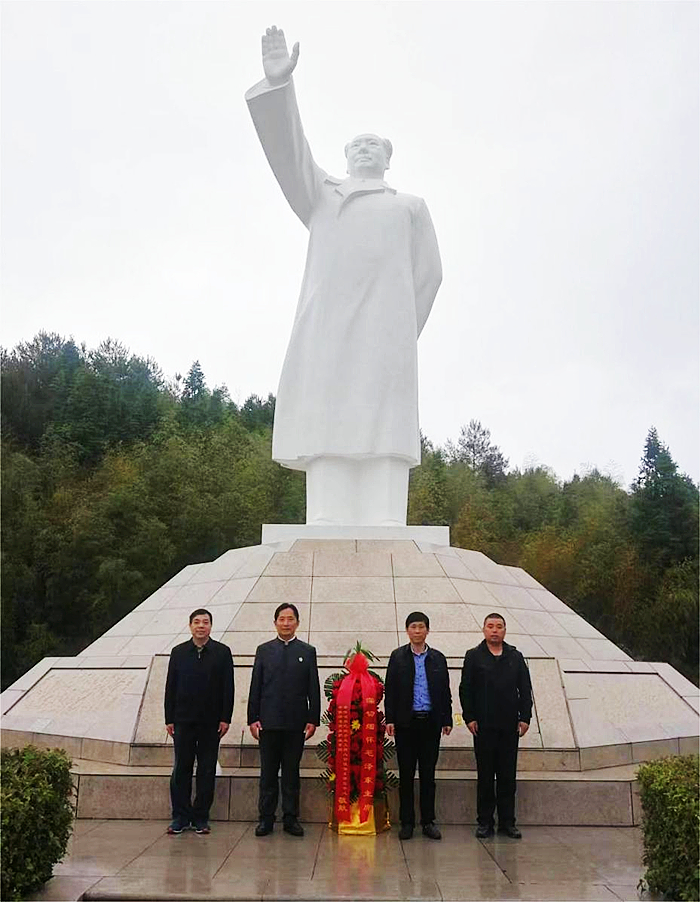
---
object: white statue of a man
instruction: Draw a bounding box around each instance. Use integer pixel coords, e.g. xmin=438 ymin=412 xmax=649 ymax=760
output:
xmin=246 ymin=26 xmax=442 ymax=526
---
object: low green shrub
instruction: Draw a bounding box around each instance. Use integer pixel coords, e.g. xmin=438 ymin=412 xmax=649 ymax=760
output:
xmin=1 ymin=745 xmax=74 ymax=901
xmin=637 ymin=754 xmax=699 ymax=902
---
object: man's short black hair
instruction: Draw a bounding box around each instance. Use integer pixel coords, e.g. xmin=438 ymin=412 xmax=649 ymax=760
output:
xmin=405 ymin=611 xmax=430 ymax=630
xmin=274 ymin=602 xmax=300 ymax=622
xmin=483 ymin=612 xmax=506 ymax=627
xmin=189 ymin=608 xmax=212 ymax=624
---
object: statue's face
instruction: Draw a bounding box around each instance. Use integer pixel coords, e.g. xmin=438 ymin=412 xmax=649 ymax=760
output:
xmin=346 ymin=134 xmax=388 ymax=179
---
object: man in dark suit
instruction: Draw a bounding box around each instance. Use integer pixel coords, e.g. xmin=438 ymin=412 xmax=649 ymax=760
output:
xmin=248 ymin=602 xmax=320 ymax=837
xmin=164 ymin=607 xmax=234 ymax=835
xmin=385 ymin=611 xmax=453 ymax=841
xmin=459 ymin=612 xmax=532 ymax=839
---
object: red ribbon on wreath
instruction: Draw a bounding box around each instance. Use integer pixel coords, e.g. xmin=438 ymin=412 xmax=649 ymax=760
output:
xmin=334 ymin=652 xmax=378 ymax=823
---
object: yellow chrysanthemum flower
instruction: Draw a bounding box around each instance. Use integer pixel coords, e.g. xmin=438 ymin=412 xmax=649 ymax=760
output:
xmin=351 ymin=719 xmax=361 ymax=731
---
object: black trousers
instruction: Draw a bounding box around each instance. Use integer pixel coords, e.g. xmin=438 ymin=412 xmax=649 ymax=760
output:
xmin=170 ymin=721 xmax=221 ymax=824
xmin=395 ymin=715 xmax=442 ymax=827
xmin=258 ymin=729 xmax=305 ymax=822
xmin=473 ymin=727 xmax=519 ymax=828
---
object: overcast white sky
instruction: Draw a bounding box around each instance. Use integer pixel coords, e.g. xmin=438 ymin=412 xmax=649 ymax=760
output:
xmin=2 ymin=1 xmax=698 ymax=487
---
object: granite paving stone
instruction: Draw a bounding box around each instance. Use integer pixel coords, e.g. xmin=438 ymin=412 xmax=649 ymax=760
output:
xmin=28 ymin=875 xmax=103 ymax=901
xmin=234 ymin=547 xmax=276 ymax=578
xmin=118 ymin=634 xmax=174 ymax=656
xmin=312 ymin=551 xmax=392 ymax=577
xmin=436 ymin=555 xmax=480 ymax=580
xmin=394 ymin=576 xmax=463 ymax=605
xmin=156 ymin=564 xmax=203 ymax=589
xmin=263 ymin=552 xmax=314 ymax=576
xmin=454 ymin=550 xmax=519 ymax=585
xmin=45 ymin=820 xmax=649 ymax=902
xmin=505 ymin=634 xmax=548 ymax=657
xmin=259 ymin=875 xmax=442 ymax=901
xmin=133 ymin=585 xmax=180 ymax=612
xmin=525 ymin=588 xmax=574 ymax=614
xmin=534 ymin=634 xmax=592 ymax=659
xmin=510 ymin=608 xmax=570 ymax=637
xmin=485 ymin=583 xmax=545 ymax=610
xmin=244 ymin=576 xmax=312 ymax=604
xmin=80 ymin=636 xmax=132 ymax=656
xmin=85 ymin=872 xmax=243 ymax=899
xmin=168 ymin=581 xmax=230 ymax=609
xmin=501 ymin=566 xmax=544 ymax=591
xmin=103 ymin=611 xmax=161 ymax=638
xmin=116 ymin=853 xmax=230 ymax=879
xmin=576 ymin=638 xmax=633 ymax=661
xmin=292 ymin=539 xmax=356 ymax=552
xmin=391 ymin=553 xmax=445 ymax=577
xmin=195 ymin=548 xmax=257 ymax=582
xmin=309 ymin=602 xmax=396 ymax=632
xmin=553 ymin=613 xmax=607 ymax=640
xmin=311 ymin=576 xmax=394 ymax=603
xmin=0 ymin=689 xmax=25 ymax=713
xmin=357 ymin=539 xmax=419 ymax=553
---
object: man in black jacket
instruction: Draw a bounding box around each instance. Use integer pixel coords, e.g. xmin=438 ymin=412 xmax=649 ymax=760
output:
xmin=248 ymin=603 xmax=320 ymax=837
xmin=164 ymin=608 xmax=234 ymax=835
xmin=459 ymin=612 xmax=532 ymax=839
xmin=385 ymin=611 xmax=453 ymax=841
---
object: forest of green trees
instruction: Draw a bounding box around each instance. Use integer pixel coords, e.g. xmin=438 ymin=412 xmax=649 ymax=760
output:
xmin=2 ymin=332 xmax=698 ymax=689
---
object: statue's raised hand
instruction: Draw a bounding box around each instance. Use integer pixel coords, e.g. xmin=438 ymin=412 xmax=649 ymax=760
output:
xmin=262 ymin=25 xmax=299 ymax=85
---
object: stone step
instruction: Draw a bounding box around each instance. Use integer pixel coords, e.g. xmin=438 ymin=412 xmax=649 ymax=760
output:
xmin=27 ymin=730 xmax=688 ymax=771
xmin=71 ymin=761 xmax=641 ymax=826
xmin=129 ymin=742 xmax=586 ymax=772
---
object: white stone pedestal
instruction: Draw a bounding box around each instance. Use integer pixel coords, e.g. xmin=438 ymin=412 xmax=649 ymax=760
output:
xmin=261 ymin=523 xmax=451 ymax=545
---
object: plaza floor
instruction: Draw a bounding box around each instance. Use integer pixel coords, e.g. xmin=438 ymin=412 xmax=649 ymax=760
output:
xmin=29 ymin=820 xmax=657 ymax=902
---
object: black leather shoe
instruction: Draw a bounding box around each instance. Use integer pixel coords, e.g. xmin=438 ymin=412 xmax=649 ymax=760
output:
xmin=475 ymin=824 xmax=495 ymax=838
xmin=497 ymin=825 xmax=522 ymax=839
xmin=283 ymin=819 xmax=304 ymax=836
xmin=422 ymin=823 xmax=442 ymax=840
xmin=255 ymin=820 xmax=273 ymax=836
xmin=398 ymin=824 xmax=414 ymax=840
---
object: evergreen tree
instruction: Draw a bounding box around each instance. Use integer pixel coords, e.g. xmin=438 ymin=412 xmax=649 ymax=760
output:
xmin=182 ymin=360 xmax=207 ymax=401
xmin=1 ymin=332 xmax=83 ymax=448
xmin=630 ymin=427 xmax=699 ymax=572
xmin=240 ymin=393 xmax=276 ymax=431
xmin=408 ymin=435 xmax=448 ymax=525
xmin=444 ymin=420 xmax=508 ymax=485
xmin=178 ymin=361 xmax=211 ymax=428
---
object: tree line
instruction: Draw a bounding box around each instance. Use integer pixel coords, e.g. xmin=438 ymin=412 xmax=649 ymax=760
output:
xmin=2 ymin=333 xmax=697 ymax=689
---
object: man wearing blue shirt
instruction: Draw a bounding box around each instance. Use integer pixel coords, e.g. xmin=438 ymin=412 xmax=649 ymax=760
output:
xmin=385 ymin=612 xmax=453 ymax=840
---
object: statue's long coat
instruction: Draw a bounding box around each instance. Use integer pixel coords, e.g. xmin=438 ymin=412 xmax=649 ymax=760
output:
xmin=246 ymin=78 xmax=442 ymax=470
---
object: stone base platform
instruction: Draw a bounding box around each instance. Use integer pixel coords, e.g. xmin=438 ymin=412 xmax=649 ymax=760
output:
xmin=6 ymin=729 xmax=687 ymax=773
xmin=261 ymin=524 xmax=451 ymax=544
xmin=70 ymin=760 xmax=642 ymax=826
xmin=3 ymin=533 xmax=697 ymax=839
